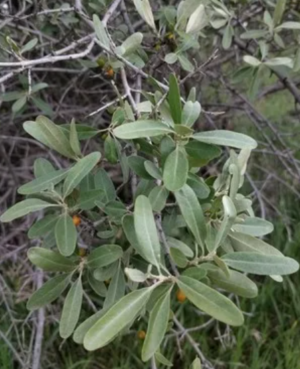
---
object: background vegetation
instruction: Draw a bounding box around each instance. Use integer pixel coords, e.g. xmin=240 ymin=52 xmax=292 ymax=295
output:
xmin=1 ymin=0 xmax=300 ymax=368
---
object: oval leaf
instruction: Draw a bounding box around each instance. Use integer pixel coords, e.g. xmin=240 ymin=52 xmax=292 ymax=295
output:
xmin=113 ymin=121 xmax=173 ymax=139
xmin=55 ymin=213 xmax=77 ymax=257
xmin=63 ymin=152 xmax=101 ymax=197
xmin=59 ymin=277 xmax=83 ymax=339
xmin=18 ymin=169 xmax=68 ymax=195
xmin=231 ymin=217 xmax=274 ymax=237
xmin=28 ymin=247 xmax=77 ymax=272
xmin=163 ymin=147 xmax=189 ymax=191
xmin=134 ymin=195 xmax=161 ymax=268
xmin=27 ymin=274 xmax=70 ymax=310
xmin=0 ymin=199 xmax=58 ymax=223
xmin=87 ymin=245 xmax=123 ymax=269
xmin=84 ymin=287 xmax=154 ymax=351
xmin=222 ymin=252 xmax=299 ymax=276
xmin=177 ymin=276 xmax=244 ymax=326
xmin=142 ymin=287 xmax=172 ymax=361
xmin=193 ymin=130 xmax=257 ymax=149
xmin=23 ymin=116 xmax=75 ymax=159
xmin=174 ymin=184 xmax=206 ymax=249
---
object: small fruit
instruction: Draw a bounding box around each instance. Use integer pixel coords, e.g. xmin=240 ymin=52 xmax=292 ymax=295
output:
xmin=72 ymin=215 xmax=81 ymax=226
xmin=137 ymin=330 xmax=146 ymax=340
xmin=105 ymin=66 xmax=114 ymax=79
xmin=78 ymin=247 xmax=86 ymax=257
xmin=176 ymin=289 xmax=186 ymax=303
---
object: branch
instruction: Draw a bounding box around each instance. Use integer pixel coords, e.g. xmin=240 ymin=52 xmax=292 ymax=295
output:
xmin=0 ymin=40 xmax=94 ymax=67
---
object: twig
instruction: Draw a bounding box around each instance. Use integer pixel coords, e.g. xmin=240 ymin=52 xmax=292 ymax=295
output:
xmin=173 ymin=316 xmax=214 ymax=369
xmin=32 ymin=270 xmax=45 ymax=369
xmin=102 ymin=0 xmax=123 ymax=26
xmin=0 ymin=40 xmax=95 ymax=67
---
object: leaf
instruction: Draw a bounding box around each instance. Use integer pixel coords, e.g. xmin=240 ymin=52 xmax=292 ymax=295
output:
xmin=264 ymin=57 xmax=293 ymax=68
xmin=170 ymin=248 xmax=188 ymax=268
xmin=23 ymin=116 xmax=75 ymax=159
xmin=27 ymin=274 xmax=71 ymax=310
xmin=193 ymin=130 xmax=257 ymax=149
xmin=122 ymin=215 xmax=147 ymax=259
xmin=94 ymin=168 xmax=116 ymax=203
xmin=273 ymin=0 xmax=286 ymax=26
xmin=178 ymin=54 xmax=195 ymax=72
xmin=232 ymin=217 xmax=274 ymax=237
xmin=28 ymin=214 xmax=58 ymax=239
xmin=177 ymin=276 xmax=244 ymax=326
xmin=59 ymin=277 xmax=83 ymax=339
xmin=277 ymin=21 xmax=300 ymax=30
xmin=155 ymin=352 xmax=173 ymax=367
xmin=104 ymin=134 xmax=118 ymax=164
xmin=174 ymin=125 xmax=193 ymax=137
xmin=183 ymin=267 xmax=207 ymax=280
xmin=21 ymin=37 xmax=38 ymax=54
xmin=121 ymin=33 xmax=143 ymax=56
xmin=31 ymin=97 xmax=54 ymax=116
xmin=84 ymin=287 xmax=154 ymax=350
xmin=103 ymin=263 xmax=126 ymax=309
xmin=149 ymin=186 xmax=169 ymax=212
xmin=63 ymin=152 xmax=100 ymax=197
xmin=174 ymin=184 xmax=206 ymax=249
xmin=28 ymin=247 xmax=77 ymax=272
xmin=93 ymin=262 xmax=118 ymax=282
xmin=166 ymin=237 xmax=194 ymax=258
xmin=73 ymin=309 xmax=106 ymax=344
xmin=208 ymin=268 xmax=258 ymax=298
xmin=144 ymin=161 xmax=162 ymax=180
xmin=103 ymin=201 xmax=127 ymax=219
xmin=88 ymin=272 xmax=107 ymax=297
xmin=61 ymin=124 xmax=99 ymax=140
xmin=163 ymin=146 xmax=188 ymax=191
xmin=213 ymin=196 xmax=236 ymax=252
xmin=186 ymin=140 xmax=221 ymax=164
xmin=181 ymin=101 xmax=201 ymax=127
xmin=191 ymin=357 xmax=202 ymax=369
xmin=125 ymin=268 xmax=147 ymax=283
xmin=34 ymin=158 xmax=55 ymax=177
xmin=0 ymin=199 xmax=58 ymax=223
xmin=128 ymin=156 xmax=153 ymax=179
xmin=134 ymin=196 xmax=161 ymax=268
xmin=69 ymin=120 xmax=81 ymax=157
xmin=168 ymin=74 xmax=182 ymax=124
xmin=55 ymin=213 xmax=77 ymax=257
xmin=187 ymin=174 xmax=210 ymax=199
xmin=74 ymin=190 xmax=104 ymax=211
xmin=165 ymin=53 xmax=178 ymax=64
xmin=222 ymin=23 xmax=233 ymax=50
xmin=243 ymin=55 xmax=261 ymax=66
xmin=12 ymin=96 xmax=26 ymax=113
xmin=229 ymin=232 xmax=282 ymax=256
xmin=113 ymin=120 xmax=173 ymax=139
xmin=186 ymin=4 xmax=207 ymax=34
xmin=133 ymin=0 xmax=156 ymax=30
xmin=18 ymin=169 xmax=68 ymax=195
xmin=1 ymin=91 xmax=24 ymax=101
xmin=222 ymin=252 xmax=299 ymax=276
xmin=87 ymin=245 xmax=123 ymax=269
xmin=240 ymin=30 xmax=267 ymax=40
xmin=93 ymin=14 xmax=110 ymax=48
xmin=142 ymin=287 xmax=172 ymax=361
xmin=31 ymin=83 xmax=48 ymax=93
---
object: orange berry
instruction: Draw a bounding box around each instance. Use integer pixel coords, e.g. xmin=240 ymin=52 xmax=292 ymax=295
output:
xmin=105 ymin=67 xmax=114 ymax=79
xmin=72 ymin=215 xmax=81 ymax=226
xmin=137 ymin=330 xmax=146 ymax=340
xmin=176 ymin=289 xmax=186 ymax=303
xmin=78 ymin=247 xmax=86 ymax=257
